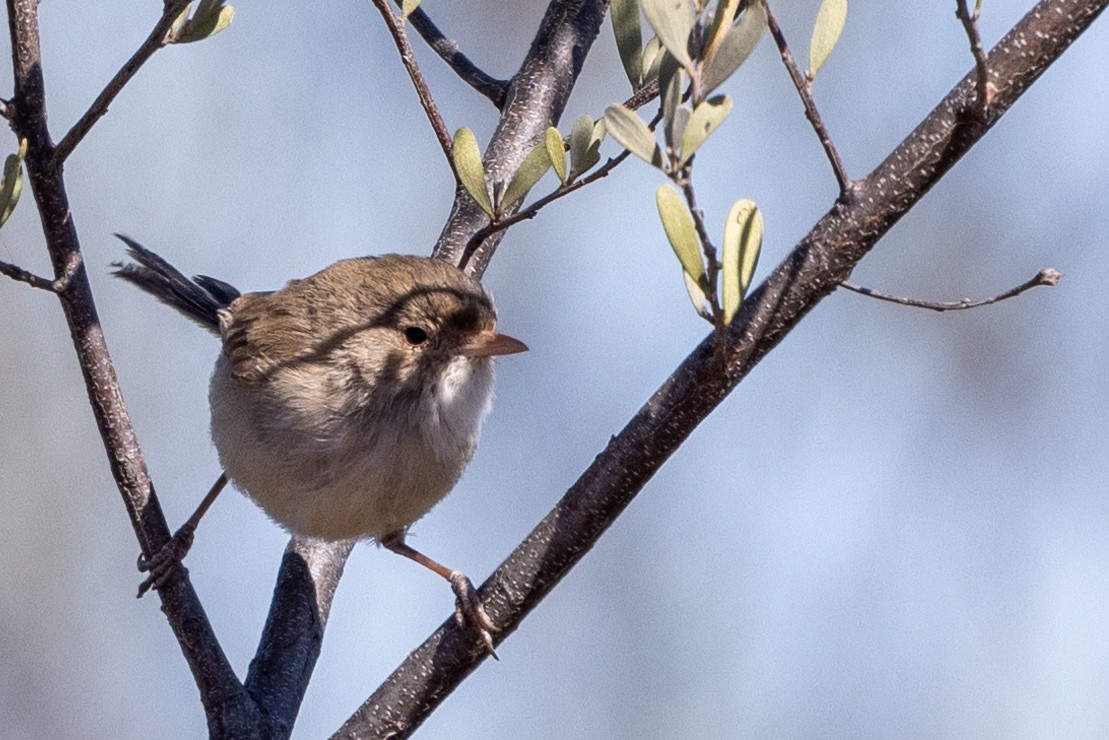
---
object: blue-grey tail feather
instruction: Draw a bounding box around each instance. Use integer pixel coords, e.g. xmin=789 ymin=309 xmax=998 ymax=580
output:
xmin=111 ymin=234 xmax=239 ymax=334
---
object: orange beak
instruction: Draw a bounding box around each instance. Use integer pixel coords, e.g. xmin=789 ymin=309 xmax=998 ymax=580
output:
xmin=460 ymin=329 xmax=528 ymax=358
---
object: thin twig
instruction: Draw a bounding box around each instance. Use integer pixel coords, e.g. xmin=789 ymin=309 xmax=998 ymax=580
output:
xmin=404 ymin=5 xmax=509 ymax=109
xmin=370 ymin=0 xmax=455 ymax=168
xmin=53 ymin=0 xmax=190 ymax=164
xmin=840 ymin=268 xmax=1060 ymax=312
xmin=678 ymin=174 xmax=728 ymax=363
xmin=0 ymin=258 xmax=56 ymax=291
xmin=955 ymin=0 xmax=993 ymax=114
xmin=624 ymin=77 xmax=660 ymax=111
xmin=761 ymin=0 xmax=854 ymax=196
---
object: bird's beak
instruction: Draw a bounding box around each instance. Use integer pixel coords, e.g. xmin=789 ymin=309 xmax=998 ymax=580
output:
xmin=460 ymin=329 xmax=528 ymax=358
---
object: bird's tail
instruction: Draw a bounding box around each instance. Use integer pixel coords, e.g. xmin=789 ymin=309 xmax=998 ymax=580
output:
xmin=112 ymin=234 xmax=240 ymax=334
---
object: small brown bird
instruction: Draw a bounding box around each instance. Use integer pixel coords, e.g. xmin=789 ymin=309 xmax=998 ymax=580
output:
xmin=114 ymin=236 xmax=526 ymax=654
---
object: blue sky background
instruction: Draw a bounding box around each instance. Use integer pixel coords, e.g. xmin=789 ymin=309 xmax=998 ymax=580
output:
xmin=1 ymin=2 xmax=1108 ymax=738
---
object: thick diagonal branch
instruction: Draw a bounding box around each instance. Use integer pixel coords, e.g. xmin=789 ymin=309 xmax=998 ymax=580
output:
xmin=335 ymin=0 xmax=1108 ymax=736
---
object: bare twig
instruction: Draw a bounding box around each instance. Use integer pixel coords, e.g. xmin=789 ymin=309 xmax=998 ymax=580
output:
xmin=0 ymin=258 xmax=55 ymax=291
xmin=340 ymin=1 xmax=1106 ymax=734
xmin=840 ymin=268 xmax=1060 ymax=312
xmin=370 ymin=0 xmax=455 ymax=168
xmin=761 ymin=0 xmax=854 ymax=196
xmin=955 ymin=0 xmax=993 ymax=113
xmin=624 ymin=77 xmax=660 ymax=111
xmin=53 ymin=0 xmax=190 ymax=164
xmin=404 ymin=5 xmax=509 ymax=108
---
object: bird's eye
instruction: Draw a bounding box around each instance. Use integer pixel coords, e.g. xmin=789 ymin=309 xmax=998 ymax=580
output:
xmin=404 ymin=326 xmax=429 ymax=345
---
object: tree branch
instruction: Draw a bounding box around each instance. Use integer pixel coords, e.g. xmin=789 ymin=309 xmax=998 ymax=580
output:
xmin=405 ymin=5 xmax=509 ymax=109
xmin=0 ymin=257 xmax=55 ymax=290
xmin=5 ymin=1 xmax=264 ymax=736
xmin=840 ymin=268 xmax=1060 ymax=312
xmin=956 ymin=0 xmax=993 ymax=113
xmin=335 ymin=0 xmax=1108 ymax=735
xmin=370 ymin=0 xmax=455 ymax=169
xmin=53 ymin=0 xmax=189 ymax=164
xmin=762 ymin=0 xmax=854 ymax=196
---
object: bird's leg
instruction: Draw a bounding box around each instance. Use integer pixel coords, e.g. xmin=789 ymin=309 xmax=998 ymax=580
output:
xmin=137 ymin=472 xmax=228 ymax=597
xmin=379 ymin=531 xmax=499 ymax=659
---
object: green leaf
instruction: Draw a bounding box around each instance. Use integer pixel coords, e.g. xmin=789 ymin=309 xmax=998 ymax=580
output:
xmin=569 ymin=114 xmax=601 ymax=180
xmin=401 ymin=0 xmax=422 ymax=17
xmin=721 ymin=199 xmax=763 ymax=324
xmin=678 ymin=94 xmax=732 ymax=165
xmin=0 ymin=138 xmax=26 ymax=229
xmin=640 ymin=36 xmax=664 ymax=82
xmin=175 ymin=1 xmax=234 ymax=43
xmin=641 ymin=0 xmax=693 ymax=69
xmin=659 ymin=52 xmax=684 ymax=149
xmin=611 ymin=0 xmax=643 ymax=89
xmin=452 ymin=127 xmax=493 ymax=215
xmin=704 ymin=0 xmax=741 ymax=62
xmin=603 ymin=104 xmax=662 ymax=168
xmin=499 ymin=142 xmax=552 ymax=212
xmin=702 ymin=2 xmax=767 ymax=93
xmin=683 ymin=270 xmax=711 ymax=320
xmin=808 ymin=0 xmax=847 ymax=79
xmin=170 ymin=2 xmax=193 ymax=38
xmin=655 ymin=184 xmax=705 ymax=283
xmin=545 ymin=126 xmax=568 ymax=184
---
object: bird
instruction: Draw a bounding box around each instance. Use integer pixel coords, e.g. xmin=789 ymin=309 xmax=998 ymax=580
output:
xmin=112 ymin=235 xmax=527 ymax=655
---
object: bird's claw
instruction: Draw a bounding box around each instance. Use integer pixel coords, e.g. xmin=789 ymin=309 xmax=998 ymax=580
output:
xmin=136 ymin=524 xmax=196 ymax=597
xmin=448 ymin=570 xmax=499 ymax=659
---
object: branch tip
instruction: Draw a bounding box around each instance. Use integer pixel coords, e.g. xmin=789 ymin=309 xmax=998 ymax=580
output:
xmin=840 ymin=268 xmax=1060 ymax=312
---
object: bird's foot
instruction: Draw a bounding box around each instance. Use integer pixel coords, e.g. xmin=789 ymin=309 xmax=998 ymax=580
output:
xmin=136 ymin=523 xmax=196 ymax=597
xmin=448 ymin=570 xmax=499 ymax=659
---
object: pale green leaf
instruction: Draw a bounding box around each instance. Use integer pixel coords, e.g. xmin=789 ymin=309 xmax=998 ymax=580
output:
xmin=175 ymin=3 xmax=235 ymax=43
xmin=545 ymin=126 xmax=568 ymax=184
xmin=721 ymin=198 xmax=763 ymax=323
xmin=569 ymin=114 xmax=601 ymax=180
xmin=640 ymin=36 xmax=664 ymax=82
xmin=702 ymin=2 xmax=766 ymax=93
xmin=678 ymin=94 xmax=732 ymax=165
xmin=603 ymin=104 xmax=662 ymax=168
xmin=683 ymin=270 xmax=711 ymax=320
xmin=0 ymin=138 xmax=26 ymax=229
xmin=808 ymin=0 xmax=847 ymax=79
xmin=401 ymin=0 xmax=422 ymax=17
xmin=170 ymin=2 xmax=193 ymax=38
xmin=641 ymin=0 xmax=693 ymax=69
xmin=591 ymin=118 xmax=607 ymax=148
xmin=659 ymin=52 xmax=684 ymax=149
xmin=656 ymin=184 xmax=705 ymax=283
xmin=611 ymin=0 xmax=643 ymax=88
xmin=452 ymin=127 xmax=493 ymax=215
xmin=668 ymin=107 xmax=690 ymax=158
xmin=500 ymin=142 xmax=552 ymax=212
xmin=704 ymin=0 xmax=741 ymax=62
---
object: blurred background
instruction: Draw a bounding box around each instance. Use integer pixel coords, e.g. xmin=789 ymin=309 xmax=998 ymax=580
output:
xmin=1 ymin=2 xmax=1107 ymax=738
